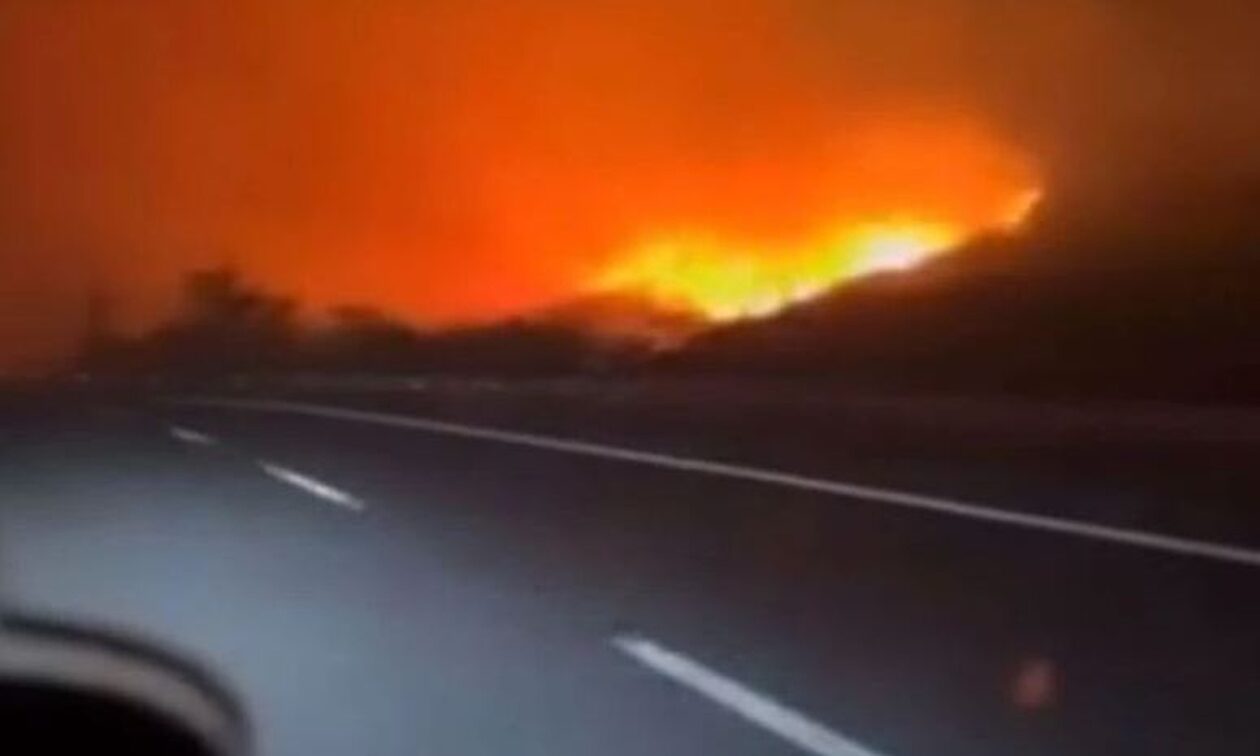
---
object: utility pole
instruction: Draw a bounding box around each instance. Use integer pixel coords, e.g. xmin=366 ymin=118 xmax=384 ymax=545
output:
xmin=77 ymin=284 xmax=114 ymax=370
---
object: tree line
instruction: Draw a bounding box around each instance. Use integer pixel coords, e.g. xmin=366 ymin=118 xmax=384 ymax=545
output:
xmin=79 ymin=268 xmax=640 ymax=381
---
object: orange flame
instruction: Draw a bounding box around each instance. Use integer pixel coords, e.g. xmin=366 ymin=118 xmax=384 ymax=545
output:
xmin=590 ymin=209 xmax=1034 ymax=322
xmin=585 ymin=116 xmax=1043 ymax=322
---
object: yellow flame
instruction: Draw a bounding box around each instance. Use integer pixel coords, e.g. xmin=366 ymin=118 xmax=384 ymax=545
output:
xmin=589 ymin=189 xmax=1042 ymax=322
xmin=591 ymin=219 xmax=964 ymax=321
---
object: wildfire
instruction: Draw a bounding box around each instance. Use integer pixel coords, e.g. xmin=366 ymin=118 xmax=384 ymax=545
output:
xmin=590 ymin=205 xmax=1035 ymax=322
xmin=584 ymin=115 xmax=1043 ymax=322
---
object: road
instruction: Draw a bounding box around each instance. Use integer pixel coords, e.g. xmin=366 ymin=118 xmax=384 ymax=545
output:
xmin=2 ymin=386 xmax=1258 ymax=755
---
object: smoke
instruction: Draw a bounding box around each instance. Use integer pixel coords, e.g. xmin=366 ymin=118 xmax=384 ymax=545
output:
xmin=0 ymin=0 xmax=1256 ymax=368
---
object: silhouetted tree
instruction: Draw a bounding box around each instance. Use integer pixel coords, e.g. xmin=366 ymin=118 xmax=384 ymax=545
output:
xmin=311 ymin=306 xmax=426 ymax=371
xmin=142 ymin=267 xmax=298 ymax=376
xmin=74 ymin=286 xmax=124 ymax=372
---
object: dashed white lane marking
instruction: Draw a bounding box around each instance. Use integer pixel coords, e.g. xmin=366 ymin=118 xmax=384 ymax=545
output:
xmin=169 ymin=425 xmax=217 ymax=446
xmin=173 ymin=397 xmax=1260 ymax=568
xmin=258 ymin=461 xmax=364 ymax=512
xmin=613 ymin=634 xmax=886 ymax=756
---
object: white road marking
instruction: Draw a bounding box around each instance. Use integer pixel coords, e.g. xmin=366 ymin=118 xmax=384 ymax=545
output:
xmin=258 ymin=461 xmax=364 ymax=512
xmin=174 ymin=397 xmax=1260 ymax=568
xmin=169 ymin=425 xmax=217 ymax=446
xmin=613 ymin=634 xmax=886 ymax=756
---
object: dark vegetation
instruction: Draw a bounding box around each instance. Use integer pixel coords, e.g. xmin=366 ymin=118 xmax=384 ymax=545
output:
xmin=80 ymin=268 xmax=650 ymax=381
xmin=80 ymin=189 xmax=1260 ymax=404
xmin=667 ymin=182 xmax=1260 ymax=403
xmin=666 ymin=242 xmax=1260 ymax=404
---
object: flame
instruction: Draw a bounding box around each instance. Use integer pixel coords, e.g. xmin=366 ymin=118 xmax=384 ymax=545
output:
xmin=584 ymin=113 xmax=1043 ymax=322
xmin=590 ymin=215 xmax=1019 ymax=321
xmin=1000 ymin=188 xmax=1045 ymax=230
xmin=844 ymin=221 xmax=964 ymax=276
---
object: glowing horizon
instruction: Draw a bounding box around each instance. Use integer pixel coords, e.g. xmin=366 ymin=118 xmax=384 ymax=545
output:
xmin=9 ymin=0 xmax=1239 ymax=368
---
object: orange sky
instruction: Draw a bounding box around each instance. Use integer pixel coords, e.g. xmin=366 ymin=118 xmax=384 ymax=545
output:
xmin=0 ymin=0 xmax=1257 ymax=368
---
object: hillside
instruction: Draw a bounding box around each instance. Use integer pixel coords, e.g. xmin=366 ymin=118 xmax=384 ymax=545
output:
xmin=662 ymin=208 xmax=1260 ymax=403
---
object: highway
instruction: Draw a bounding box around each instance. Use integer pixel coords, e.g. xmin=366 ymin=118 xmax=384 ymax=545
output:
xmin=2 ymin=386 xmax=1258 ymax=755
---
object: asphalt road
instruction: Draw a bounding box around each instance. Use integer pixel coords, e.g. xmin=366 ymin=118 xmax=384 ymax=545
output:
xmin=2 ymin=388 xmax=1258 ymax=755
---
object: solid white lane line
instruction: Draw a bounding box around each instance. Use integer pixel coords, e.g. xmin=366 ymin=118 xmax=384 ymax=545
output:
xmin=613 ymin=634 xmax=886 ymax=756
xmin=169 ymin=425 xmax=217 ymax=446
xmin=258 ymin=461 xmax=364 ymax=512
xmin=174 ymin=397 xmax=1260 ymax=568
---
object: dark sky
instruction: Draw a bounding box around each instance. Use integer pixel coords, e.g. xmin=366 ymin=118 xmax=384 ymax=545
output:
xmin=1 ymin=1 xmax=1256 ymax=369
